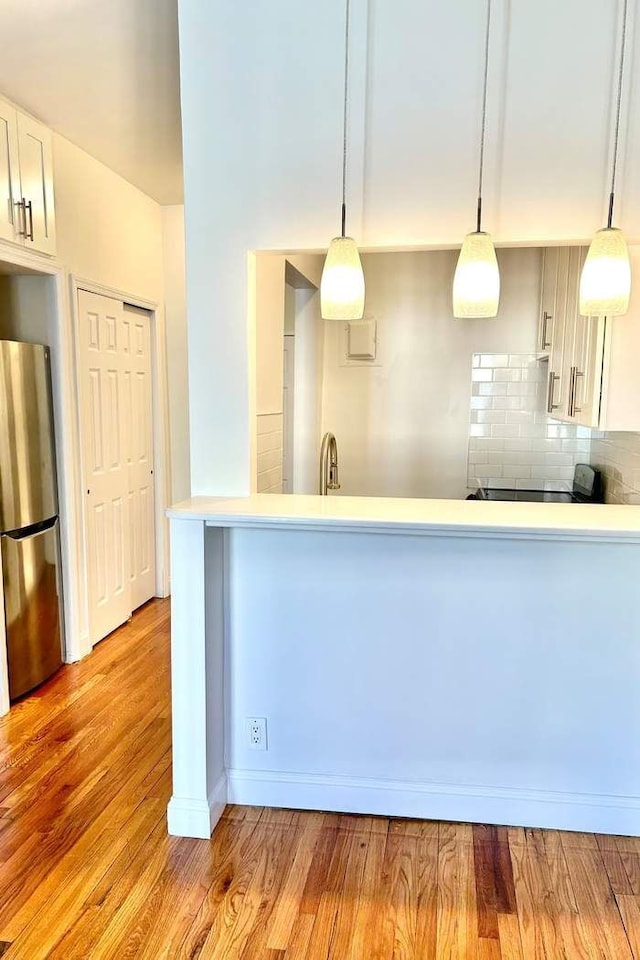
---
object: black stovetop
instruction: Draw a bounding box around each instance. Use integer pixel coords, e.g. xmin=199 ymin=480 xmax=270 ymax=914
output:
xmin=478 ymin=488 xmax=581 ymax=503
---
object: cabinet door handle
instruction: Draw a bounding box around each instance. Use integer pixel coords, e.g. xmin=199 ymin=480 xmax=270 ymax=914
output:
xmin=573 ymin=369 xmax=584 ymax=415
xmin=14 ymin=199 xmax=26 ymax=237
xmin=547 ymin=370 xmax=560 ymax=413
xmin=568 ymin=366 xmax=576 ymax=417
xmin=24 ymin=200 xmax=34 ymax=241
xmin=541 ymin=311 xmax=552 ymax=350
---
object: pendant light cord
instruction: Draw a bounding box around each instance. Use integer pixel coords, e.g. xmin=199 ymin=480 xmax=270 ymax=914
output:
xmin=341 ymin=0 xmax=351 ymax=237
xmin=476 ymin=0 xmax=492 ymax=233
xmin=608 ymin=0 xmax=628 ymax=227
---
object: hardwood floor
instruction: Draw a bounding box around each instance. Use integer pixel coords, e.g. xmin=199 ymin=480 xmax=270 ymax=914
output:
xmin=1 ymin=599 xmax=640 ymax=958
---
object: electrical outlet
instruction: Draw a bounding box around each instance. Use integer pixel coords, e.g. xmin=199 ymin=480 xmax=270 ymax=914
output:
xmin=247 ymin=717 xmax=267 ymax=750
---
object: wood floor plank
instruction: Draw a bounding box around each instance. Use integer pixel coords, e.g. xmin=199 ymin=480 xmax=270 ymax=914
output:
xmin=347 ymin=830 xmax=389 ymax=960
xmin=546 ymin=843 xmax=595 ymax=960
xmin=204 ymin=824 xmax=301 ymax=960
xmin=237 ymin=821 xmax=309 ymax=959
xmin=622 ymin=852 xmax=640 ymax=896
xmin=299 ymin=823 xmax=340 ymax=918
xmin=0 ymin=713 xmax=171 ymax=935
xmin=266 ymin=814 xmax=326 ymax=950
xmin=326 ymin=826 xmax=370 ymax=959
xmin=283 ymin=913 xmax=316 ymax=960
xmin=3 ymin=798 xmax=165 ymax=957
xmin=616 ymin=894 xmax=640 ymax=960
xmin=497 ymin=914 xmax=524 ymax=960
xmin=479 ymin=937 xmax=502 ymax=960
xmin=45 ymin=816 xmax=169 ymax=959
xmin=304 ymin=829 xmax=354 ymax=960
xmin=473 ymin=825 xmax=500 ymax=940
xmin=561 ymin=845 xmax=634 ymax=960
xmin=602 ymin=848 xmax=635 ymax=895
xmin=383 ymin=834 xmax=423 ymax=959
xmin=173 ymin=818 xmax=264 ymax=959
xmin=509 ymin=834 xmax=565 ymax=960
xmin=436 ymin=820 xmax=478 ymax=959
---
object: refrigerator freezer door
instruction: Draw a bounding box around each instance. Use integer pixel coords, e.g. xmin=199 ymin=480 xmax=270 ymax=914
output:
xmin=3 ymin=516 xmax=63 ymax=700
xmin=0 ymin=341 xmax=58 ymax=533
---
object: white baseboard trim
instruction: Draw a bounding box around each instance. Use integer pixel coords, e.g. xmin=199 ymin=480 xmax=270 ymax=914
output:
xmin=228 ymin=768 xmax=640 ymax=836
xmin=167 ymin=774 xmax=227 ymax=838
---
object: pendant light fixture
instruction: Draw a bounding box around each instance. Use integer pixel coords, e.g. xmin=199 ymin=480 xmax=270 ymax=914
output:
xmin=579 ymin=0 xmax=631 ymax=317
xmin=453 ymin=0 xmax=500 ymax=319
xmin=320 ymin=0 xmax=365 ymax=320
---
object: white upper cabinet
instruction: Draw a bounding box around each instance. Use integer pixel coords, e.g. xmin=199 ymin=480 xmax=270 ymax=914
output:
xmin=0 ymin=98 xmax=56 ymax=256
xmin=16 ymin=112 xmax=56 ymax=256
xmin=539 ymin=244 xmax=640 ymax=431
xmin=0 ymin=100 xmax=21 ymax=245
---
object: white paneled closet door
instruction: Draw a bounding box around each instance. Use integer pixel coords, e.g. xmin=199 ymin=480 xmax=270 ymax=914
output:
xmin=122 ymin=304 xmax=156 ymax=611
xmin=77 ymin=291 xmax=156 ymax=646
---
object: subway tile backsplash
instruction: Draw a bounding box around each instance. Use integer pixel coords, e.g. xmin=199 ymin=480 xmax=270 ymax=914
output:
xmin=590 ymin=432 xmax=640 ymax=504
xmin=467 ymin=354 xmax=589 ymax=492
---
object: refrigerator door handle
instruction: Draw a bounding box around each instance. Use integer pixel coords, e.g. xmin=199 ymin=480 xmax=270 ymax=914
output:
xmin=2 ymin=516 xmax=58 ymax=541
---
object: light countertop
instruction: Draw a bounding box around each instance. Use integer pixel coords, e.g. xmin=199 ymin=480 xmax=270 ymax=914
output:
xmin=168 ymin=494 xmax=640 ymax=542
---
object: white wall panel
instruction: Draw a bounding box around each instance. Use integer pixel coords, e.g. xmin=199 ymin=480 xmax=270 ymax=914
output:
xmin=497 ymin=0 xmax=620 ymax=241
xmin=225 ymin=526 xmax=640 ymax=832
xmin=364 ymin=0 xmax=496 ymax=244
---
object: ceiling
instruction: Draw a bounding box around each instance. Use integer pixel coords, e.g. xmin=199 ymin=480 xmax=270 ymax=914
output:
xmin=0 ymin=0 xmax=183 ymax=204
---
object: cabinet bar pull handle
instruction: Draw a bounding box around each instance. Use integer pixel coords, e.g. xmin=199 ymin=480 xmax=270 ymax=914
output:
xmin=541 ymin=311 xmax=552 ymax=350
xmin=24 ymin=200 xmax=34 ymax=241
xmin=574 ymin=369 xmax=584 ymax=415
xmin=14 ymin=199 xmax=26 ymax=237
xmin=568 ymin=366 xmax=576 ymax=417
xmin=547 ymin=370 xmax=560 ymax=413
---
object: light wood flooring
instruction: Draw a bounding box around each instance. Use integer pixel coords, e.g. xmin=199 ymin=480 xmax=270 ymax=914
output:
xmin=1 ymin=599 xmax=640 ymax=958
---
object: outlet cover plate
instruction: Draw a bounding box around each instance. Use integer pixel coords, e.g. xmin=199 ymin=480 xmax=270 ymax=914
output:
xmin=247 ymin=717 xmax=267 ymax=750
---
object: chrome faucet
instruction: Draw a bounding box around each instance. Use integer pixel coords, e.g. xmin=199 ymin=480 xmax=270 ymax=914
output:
xmin=319 ymin=432 xmax=340 ymax=496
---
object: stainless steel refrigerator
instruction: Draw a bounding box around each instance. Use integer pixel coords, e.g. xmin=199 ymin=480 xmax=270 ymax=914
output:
xmin=0 ymin=341 xmax=63 ymax=700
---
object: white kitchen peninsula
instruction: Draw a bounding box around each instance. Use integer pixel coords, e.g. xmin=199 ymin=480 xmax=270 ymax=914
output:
xmin=167 ymin=495 xmax=640 ymax=840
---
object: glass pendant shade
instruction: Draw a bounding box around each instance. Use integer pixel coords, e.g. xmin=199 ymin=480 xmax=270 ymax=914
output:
xmin=453 ymin=231 xmax=500 ymax=318
xmin=579 ymin=227 xmax=631 ymax=317
xmin=320 ymin=236 xmax=365 ymax=320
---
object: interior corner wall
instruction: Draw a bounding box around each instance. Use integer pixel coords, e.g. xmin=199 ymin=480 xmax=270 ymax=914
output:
xmin=162 ymin=205 xmax=190 ymax=503
xmin=255 ymin=256 xmax=286 ymax=416
xmin=293 ymin=287 xmax=324 ymax=494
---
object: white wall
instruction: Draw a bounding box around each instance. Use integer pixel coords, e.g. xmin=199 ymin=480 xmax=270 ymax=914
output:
xmin=321 ymin=248 xmax=541 ymax=499
xmin=225 ymin=525 xmax=640 ymax=833
xmin=255 ymin=256 xmax=286 ymax=416
xmin=178 ymin=0 xmax=640 ymax=495
xmin=53 ymin=134 xmax=165 ymax=300
xmin=162 ymin=205 xmax=190 ymax=503
xmin=293 ymin=288 xmax=324 ymax=494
